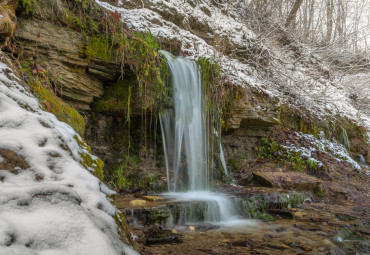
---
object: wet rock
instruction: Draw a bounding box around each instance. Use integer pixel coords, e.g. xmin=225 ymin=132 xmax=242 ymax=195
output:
xmin=191 ymin=223 xmax=219 ymax=231
xmin=145 ymin=224 xmax=182 ymax=245
xmin=294 ymin=223 xmax=323 ymax=232
xmin=227 ymin=240 xmax=255 ymax=249
xmin=252 ymin=171 xmax=321 ymax=191
xmin=335 ymin=213 xmax=356 ymax=221
xmin=269 ymin=209 xmax=294 ymax=218
xmin=235 ymin=169 xmax=253 ymax=186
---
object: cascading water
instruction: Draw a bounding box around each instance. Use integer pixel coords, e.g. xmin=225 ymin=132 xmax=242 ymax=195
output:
xmin=160 ymin=51 xmax=208 ymax=192
xmin=159 ymin=51 xmax=241 ymax=226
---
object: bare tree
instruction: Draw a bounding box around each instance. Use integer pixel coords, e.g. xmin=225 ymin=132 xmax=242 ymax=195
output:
xmin=285 ymin=0 xmax=304 ymax=28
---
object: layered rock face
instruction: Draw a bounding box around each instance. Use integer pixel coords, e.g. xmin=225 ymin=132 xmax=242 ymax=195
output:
xmin=15 ymin=20 xmax=121 ymax=110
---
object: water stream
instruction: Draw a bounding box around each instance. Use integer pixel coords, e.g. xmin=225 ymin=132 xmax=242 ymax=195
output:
xmin=159 ymin=51 xmax=240 ymax=225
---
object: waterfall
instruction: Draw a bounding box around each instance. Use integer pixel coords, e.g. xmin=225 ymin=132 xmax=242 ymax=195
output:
xmin=159 ymin=51 xmax=241 ymax=225
xmin=160 ymin=51 xmax=208 ymax=192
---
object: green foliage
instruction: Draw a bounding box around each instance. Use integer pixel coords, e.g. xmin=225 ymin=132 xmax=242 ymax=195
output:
xmin=16 ymin=0 xmax=37 ymax=15
xmin=113 ymin=153 xmax=139 ymax=190
xmin=239 ymin=193 xmax=309 ymax=221
xmin=112 ymin=152 xmax=165 ymax=191
xmin=85 ymin=35 xmax=113 ymax=61
xmin=197 ymin=57 xmax=223 ymax=122
xmin=243 ymin=198 xmax=275 ymax=221
xmin=257 ymin=137 xmax=319 ymax=171
xmin=114 ymin=164 xmax=132 ymax=190
xmin=137 ymin=174 xmax=162 ymax=192
xmin=257 ymin=137 xmax=286 ymax=162
xmin=277 ymin=193 xmax=308 ymax=208
xmin=116 ymin=31 xmax=168 ymax=110
xmin=306 ymin=158 xmax=319 ymax=170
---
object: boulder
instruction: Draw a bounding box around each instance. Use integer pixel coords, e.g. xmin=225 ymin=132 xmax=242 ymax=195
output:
xmin=253 ymin=171 xmax=321 ymax=191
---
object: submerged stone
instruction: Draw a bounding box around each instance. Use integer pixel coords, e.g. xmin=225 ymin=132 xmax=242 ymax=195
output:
xmin=130 ymin=199 xmax=147 ymax=206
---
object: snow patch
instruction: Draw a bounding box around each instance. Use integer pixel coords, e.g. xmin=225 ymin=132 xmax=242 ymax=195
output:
xmin=95 ymin=0 xmax=370 ymax=135
xmin=285 ymin=132 xmax=361 ymax=170
xmin=0 ymin=52 xmax=137 ymax=254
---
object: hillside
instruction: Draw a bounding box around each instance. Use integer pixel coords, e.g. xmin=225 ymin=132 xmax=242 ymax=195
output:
xmin=0 ymin=0 xmax=369 ymax=254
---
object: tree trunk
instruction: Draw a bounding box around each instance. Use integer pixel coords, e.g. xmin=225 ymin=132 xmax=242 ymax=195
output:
xmin=285 ymin=0 xmax=304 ymax=28
xmin=326 ymin=0 xmax=334 ymax=42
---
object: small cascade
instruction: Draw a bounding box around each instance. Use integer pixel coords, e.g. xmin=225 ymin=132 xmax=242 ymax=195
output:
xmin=159 ymin=51 xmax=241 ymax=226
xmin=164 ymin=191 xmax=238 ymax=225
xmin=358 ymin=155 xmax=367 ymax=165
xmin=219 ymin=142 xmax=228 ymax=177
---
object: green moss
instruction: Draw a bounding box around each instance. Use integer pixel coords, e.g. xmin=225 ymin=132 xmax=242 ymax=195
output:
xmin=94 ymin=79 xmax=136 ymax=113
xmin=16 ymin=0 xmax=37 ymax=15
xmin=117 ymin=31 xmax=168 ymax=109
xmin=257 ymin=137 xmax=319 ymax=172
xmin=238 ymin=193 xmax=309 ymax=221
xmin=85 ymin=35 xmax=114 ymax=61
xmin=112 ymin=206 xmax=134 ymax=245
xmin=74 ymin=135 xmax=104 ymax=181
xmin=64 ymin=10 xmax=83 ymax=31
xmin=314 ymin=183 xmax=325 ymax=197
xmin=20 ymin=62 xmax=85 ymax=136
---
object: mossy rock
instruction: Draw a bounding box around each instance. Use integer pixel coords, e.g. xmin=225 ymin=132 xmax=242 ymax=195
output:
xmin=74 ymin=135 xmax=104 ymax=181
xmin=85 ymin=35 xmax=116 ymax=62
xmin=94 ymin=79 xmax=137 ymax=114
xmin=37 ymin=85 xmax=85 ymax=136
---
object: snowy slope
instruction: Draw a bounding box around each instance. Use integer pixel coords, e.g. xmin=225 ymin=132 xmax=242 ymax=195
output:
xmin=96 ymin=0 xmax=370 ymax=139
xmin=0 ymin=52 xmax=137 ymax=255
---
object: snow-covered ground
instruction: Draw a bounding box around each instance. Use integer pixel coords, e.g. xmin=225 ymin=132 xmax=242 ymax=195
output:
xmin=0 ymin=53 xmax=137 ymax=254
xmin=96 ymin=0 xmax=370 ymax=139
xmin=283 ymin=132 xmax=361 ymax=170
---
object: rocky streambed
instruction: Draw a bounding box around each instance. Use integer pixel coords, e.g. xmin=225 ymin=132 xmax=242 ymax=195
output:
xmin=117 ymin=186 xmax=370 ymax=255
